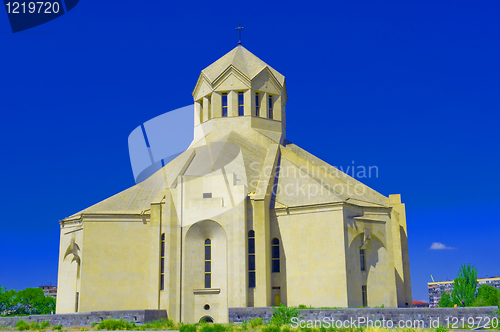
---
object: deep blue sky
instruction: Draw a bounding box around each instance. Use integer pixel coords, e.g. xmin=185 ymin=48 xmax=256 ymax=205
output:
xmin=1 ymin=0 xmax=499 ymax=303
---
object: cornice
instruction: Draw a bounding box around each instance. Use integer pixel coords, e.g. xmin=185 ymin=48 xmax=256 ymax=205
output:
xmin=273 ymin=201 xmax=345 ymax=216
xmin=272 ymin=201 xmax=392 ymax=217
xmin=60 ymin=213 xmax=150 ymax=228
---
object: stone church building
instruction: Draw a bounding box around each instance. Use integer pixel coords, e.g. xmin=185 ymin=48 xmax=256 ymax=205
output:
xmin=56 ymin=46 xmax=412 ymax=323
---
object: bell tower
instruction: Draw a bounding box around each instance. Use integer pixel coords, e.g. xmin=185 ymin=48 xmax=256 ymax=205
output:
xmin=192 ymin=46 xmax=287 ymax=139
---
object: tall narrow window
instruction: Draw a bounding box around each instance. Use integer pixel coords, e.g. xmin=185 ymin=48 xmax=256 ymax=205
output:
xmin=255 ymin=93 xmax=259 ymax=116
xmin=360 ymin=249 xmax=366 ymax=271
xmin=362 ymin=285 xmax=367 ymax=307
xmin=205 ymin=239 xmax=211 ymax=288
xmin=268 ymin=95 xmax=273 ymax=119
xmin=271 ymin=238 xmax=280 ymax=273
xmin=248 ymin=230 xmax=256 ymax=288
xmin=222 ymin=93 xmax=228 ymax=117
xmin=75 ymin=292 xmax=79 ymax=312
xmin=238 ymin=92 xmax=244 ymax=116
xmin=160 ymin=233 xmax=165 ymax=290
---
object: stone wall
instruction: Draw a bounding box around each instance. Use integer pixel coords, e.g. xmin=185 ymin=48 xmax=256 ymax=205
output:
xmin=0 ymin=310 xmax=167 ymax=328
xmin=229 ymin=307 xmax=499 ymax=328
xmin=2 ymin=307 xmax=498 ymax=328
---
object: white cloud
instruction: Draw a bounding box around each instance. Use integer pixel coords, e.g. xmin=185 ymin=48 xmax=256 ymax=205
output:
xmin=430 ymin=242 xmax=456 ymax=250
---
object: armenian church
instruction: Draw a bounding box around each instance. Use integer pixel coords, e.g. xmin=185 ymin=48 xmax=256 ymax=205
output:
xmin=56 ymin=45 xmax=412 ymax=323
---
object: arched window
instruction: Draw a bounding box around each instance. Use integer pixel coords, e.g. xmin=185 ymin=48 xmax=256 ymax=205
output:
xmin=205 ymin=239 xmax=211 ymax=288
xmin=160 ymin=233 xmax=165 ymax=290
xmin=248 ymin=230 xmax=256 ymax=288
xmin=271 ymin=238 xmax=280 ymax=273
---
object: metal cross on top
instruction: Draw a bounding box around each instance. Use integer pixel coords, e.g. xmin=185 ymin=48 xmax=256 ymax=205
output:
xmin=236 ymin=23 xmax=244 ymax=45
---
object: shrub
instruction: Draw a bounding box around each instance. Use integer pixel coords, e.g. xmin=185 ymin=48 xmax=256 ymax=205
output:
xmin=270 ymin=304 xmax=300 ymax=326
xmin=15 ymin=320 xmax=30 ymax=331
xmin=241 ymin=320 xmax=248 ymax=330
xmin=248 ymin=318 xmax=263 ymax=328
xmin=40 ymin=321 xmax=50 ymax=329
xmin=262 ymin=325 xmax=281 ymax=332
xmin=80 ymin=328 xmax=89 ymax=331
xmin=53 ymin=324 xmax=62 ymax=331
xmin=90 ymin=322 xmax=98 ymax=328
xmin=179 ymin=324 xmax=197 ymax=332
xmin=297 ymin=305 xmax=312 ymax=309
xmin=143 ymin=319 xmax=175 ymax=330
xmin=435 ymin=325 xmax=447 ymax=332
xmin=29 ymin=322 xmax=41 ymax=330
xmin=200 ymin=323 xmax=227 ymax=332
xmin=97 ymin=319 xmax=134 ymax=331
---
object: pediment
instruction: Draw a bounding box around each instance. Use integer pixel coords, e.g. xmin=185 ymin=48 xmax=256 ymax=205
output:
xmin=251 ymin=67 xmax=282 ymax=95
xmin=213 ymin=66 xmax=251 ymax=92
xmin=193 ymin=75 xmax=213 ymax=101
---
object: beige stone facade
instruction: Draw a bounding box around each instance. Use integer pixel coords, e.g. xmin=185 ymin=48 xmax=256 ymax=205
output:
xmin=56 ymin=46 xmax=412 ymax=323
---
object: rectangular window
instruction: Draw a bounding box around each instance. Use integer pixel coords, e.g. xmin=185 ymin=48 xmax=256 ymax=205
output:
xmin=271 ymin=238 xmax=280 ymax=273
xmin=203 ymin=193 xmax=212 ymax=198
xmin=248 ymin=238 xmax=255 ymax=254
xmin=272 ymin=260 xmax=280 ymax=273
xmin=248 ymin=230 xmax=256 ymax=288
xmin=205 ymin=239 xmax=211 ymax=288
xmin=238 ymin=92 xmax=244 ymax=116
xmin=75 ymin=292 xmax=79 ymax=313
xmin=255 ymin=92 xmax=259 ymax=116
xmin=268 ymin=95 xmax=273 ymax=119
xmin=360 ymin=249 xmax=366 ymax=271
xmin=249 ymin=272 xmax=256 ymax=288
xmin=160 ymin=233 xmax=165 ymax=290
xmin=222 ymin=93 xmax=228 ymax=117
xmin=362 ymin=285 xmax=367 ymax=307
xmin=248 ymin=254 xmax=256 ymax=271
xmin=205 ymin=273 xmax=211 ymax=289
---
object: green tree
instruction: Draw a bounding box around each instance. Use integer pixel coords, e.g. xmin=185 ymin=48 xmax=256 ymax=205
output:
xmin=472 ymin=284 xmax=500 ymax=307
xmin=451 ymin=264 xmax=478 ymax=307
xmin=15 ymin=288 xmax=56 ymax=315
xmin=0 ymin=286 xmax=17 ymax=315
xmin=438 ymin=292 xmax=453 ymax=307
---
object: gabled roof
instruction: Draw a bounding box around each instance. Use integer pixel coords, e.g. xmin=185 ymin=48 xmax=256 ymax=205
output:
xmin=201 ymin=46 xmax=285 ymax=86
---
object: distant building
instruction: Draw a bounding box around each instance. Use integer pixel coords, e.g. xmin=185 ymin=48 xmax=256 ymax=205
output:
xmin=428 ymin=276 xmax=500 ymax=307
xmin=39 ymin=285 xmax=57 ymax=298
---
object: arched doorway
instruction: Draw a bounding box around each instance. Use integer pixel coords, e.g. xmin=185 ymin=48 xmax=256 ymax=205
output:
xmin=200 ymin=316 xmax=214 ymax=323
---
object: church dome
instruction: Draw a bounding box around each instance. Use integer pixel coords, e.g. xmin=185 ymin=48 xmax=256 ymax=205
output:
xmin=192 ymin=46 xmax=288 ymax=130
